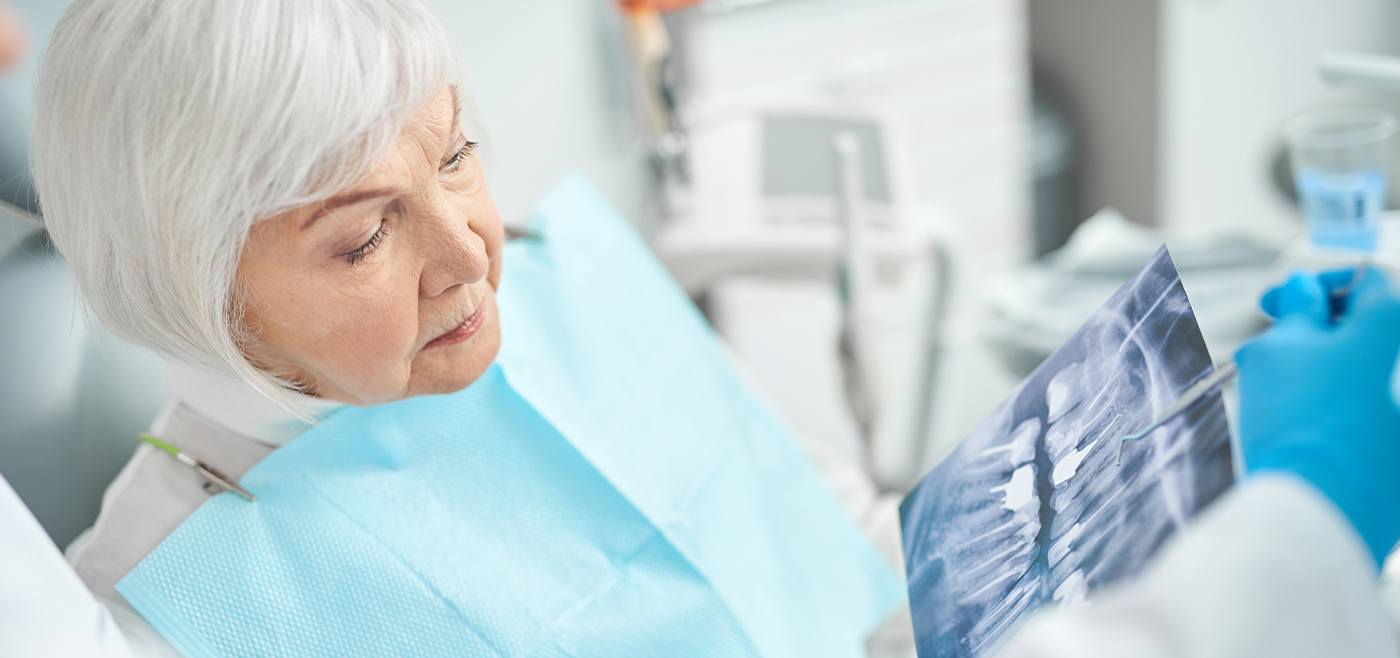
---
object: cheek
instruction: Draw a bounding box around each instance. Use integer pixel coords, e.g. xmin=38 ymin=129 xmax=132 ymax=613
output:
xmin=250 ymin=268 xmax=422 ymax=398
xmin=310 ymin=284 xmax=420 ymax=382
xmin=320 ymin=293 xmax=418 ymax=362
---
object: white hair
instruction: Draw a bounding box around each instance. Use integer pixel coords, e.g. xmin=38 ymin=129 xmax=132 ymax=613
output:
xmin=33 ymin=0 xmax=461 ymax=411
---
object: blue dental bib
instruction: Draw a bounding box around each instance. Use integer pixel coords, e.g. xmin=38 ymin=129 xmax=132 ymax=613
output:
xmin=117 ymin=176 xmax=903 ymax=657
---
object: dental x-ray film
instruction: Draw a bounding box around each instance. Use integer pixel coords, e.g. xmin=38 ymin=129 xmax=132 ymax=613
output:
xmin=899 ymin=247 xmax=1234 ymax=658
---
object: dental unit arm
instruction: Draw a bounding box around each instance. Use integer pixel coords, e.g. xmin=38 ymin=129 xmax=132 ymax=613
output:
xmin=654 ymin=108 xmax=955 ymax=493
xmin=618 ymin=2 xmax=955 ymax=492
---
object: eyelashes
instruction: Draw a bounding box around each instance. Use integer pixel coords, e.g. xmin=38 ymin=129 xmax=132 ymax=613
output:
xmin=343 ymin=219 xmax=388 ymax=265
xmin=441 ymin=140 xmax=478 ymax=175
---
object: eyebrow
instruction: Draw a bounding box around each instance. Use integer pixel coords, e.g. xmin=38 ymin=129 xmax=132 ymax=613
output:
xmin=303 ymin=187 xmax=396 ymax=229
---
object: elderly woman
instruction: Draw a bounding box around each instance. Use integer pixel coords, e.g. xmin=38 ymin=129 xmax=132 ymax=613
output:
xmin=15 ymin=0 xmax=1400 ymax=657
xmin=26 ymin=0 xmax=908 ymax=655
xmin=45 ymin=0 xmax=504 ymax=590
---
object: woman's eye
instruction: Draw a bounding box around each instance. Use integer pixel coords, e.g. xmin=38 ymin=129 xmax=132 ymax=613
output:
xmin=441 ymin=140 xmax=478 ymax=176
xmin=341 ymin=220 xmax=389 ymax=265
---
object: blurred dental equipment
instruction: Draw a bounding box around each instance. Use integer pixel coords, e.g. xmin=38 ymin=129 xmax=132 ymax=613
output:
xmin=1321 ymin=51 xmax=1400 ymax=93
xmin=833 ymin=132 xmax=882 ymax=449
xmin=656 ymin=105 xmax=954 ymax=491
xmin=615 ymin=0 xmax=696 ymax=216
xmin=637 ymin=0 xmax=1031 ymax=493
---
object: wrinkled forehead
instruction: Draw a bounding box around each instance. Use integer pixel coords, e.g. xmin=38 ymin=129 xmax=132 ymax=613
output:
xmin=399 ymin=85 xmax=461 ymax=146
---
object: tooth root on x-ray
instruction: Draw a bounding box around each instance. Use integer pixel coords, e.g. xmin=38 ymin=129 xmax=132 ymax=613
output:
xmin=899 ymin=247 xmax=1234 ymax=658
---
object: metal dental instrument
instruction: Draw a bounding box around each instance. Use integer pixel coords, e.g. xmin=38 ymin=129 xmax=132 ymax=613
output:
xmin=1117 ymin=260 xmax=1369 ymax=464
xmin=1117 ymin=361 xmax=1237 ymax=466
xmin=139 ymin=434 xmax=256 ymax=502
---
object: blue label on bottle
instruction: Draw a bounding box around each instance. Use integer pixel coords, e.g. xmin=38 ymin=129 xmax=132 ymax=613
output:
xmin=1296 ymin=168 xmax=1386 ymax=252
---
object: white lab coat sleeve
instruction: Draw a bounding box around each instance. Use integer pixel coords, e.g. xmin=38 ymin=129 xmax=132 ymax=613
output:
xmin=0 ymin=474 xmax=132 ymax=658
xmin=992 ymin=474 xmax=1400 ymax=658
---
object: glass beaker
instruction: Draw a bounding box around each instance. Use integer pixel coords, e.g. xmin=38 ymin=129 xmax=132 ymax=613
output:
xmin=1286 ymin=107 xmax=1397 ymax=253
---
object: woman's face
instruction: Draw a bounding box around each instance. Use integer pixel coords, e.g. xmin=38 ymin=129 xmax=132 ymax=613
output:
xmin=237 ymin=86 xmax=504 ymax=405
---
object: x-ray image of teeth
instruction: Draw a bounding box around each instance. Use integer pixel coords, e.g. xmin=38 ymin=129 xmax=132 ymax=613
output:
xmin=898 ymin=247 xmax=1234 ymax=658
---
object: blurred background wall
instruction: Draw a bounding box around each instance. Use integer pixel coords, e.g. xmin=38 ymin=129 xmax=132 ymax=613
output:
xmin=1032 ymin=0 xmax=1400 ymax=236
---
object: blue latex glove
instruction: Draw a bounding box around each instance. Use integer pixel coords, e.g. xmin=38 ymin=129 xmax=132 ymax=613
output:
xmin=1236 ymin=267 xmax=1400 ymax=568
xmin=1258 ymin=268 xmax=1357 ymax=324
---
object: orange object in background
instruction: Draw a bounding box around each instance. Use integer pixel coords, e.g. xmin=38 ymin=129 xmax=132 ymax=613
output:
xmin=617 ymin=0 xmax=701 ymax=14
xmin=0 ymin=4 xmax=26 ymax=73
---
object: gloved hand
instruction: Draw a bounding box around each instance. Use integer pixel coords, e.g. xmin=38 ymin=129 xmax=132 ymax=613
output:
xmin=1236 ymin=267 xmax=1400 ymax=568
xmin=1258 ymin=268 xmax=1358 ymax=323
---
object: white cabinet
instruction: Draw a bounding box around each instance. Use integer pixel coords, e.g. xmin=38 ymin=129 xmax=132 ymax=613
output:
xmin=1032 ymin=0 xmax=1400 ymax=233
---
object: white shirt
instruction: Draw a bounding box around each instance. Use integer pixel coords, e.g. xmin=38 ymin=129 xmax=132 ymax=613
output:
xmin=1 ymin=363 xmax=1397 ymax=657
xmin=66 ymin=365 xmax=342 ymax=602
xmin=60 ymin=365 xmax=341 ymax=657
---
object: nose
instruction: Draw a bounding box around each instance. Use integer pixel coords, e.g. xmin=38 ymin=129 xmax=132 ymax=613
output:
xmin=419 ymin=208 xmax=489 ymax=299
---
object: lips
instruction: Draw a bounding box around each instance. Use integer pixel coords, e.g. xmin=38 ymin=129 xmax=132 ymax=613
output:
xmin=424 ymin=305 xmax=486 ymax=350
